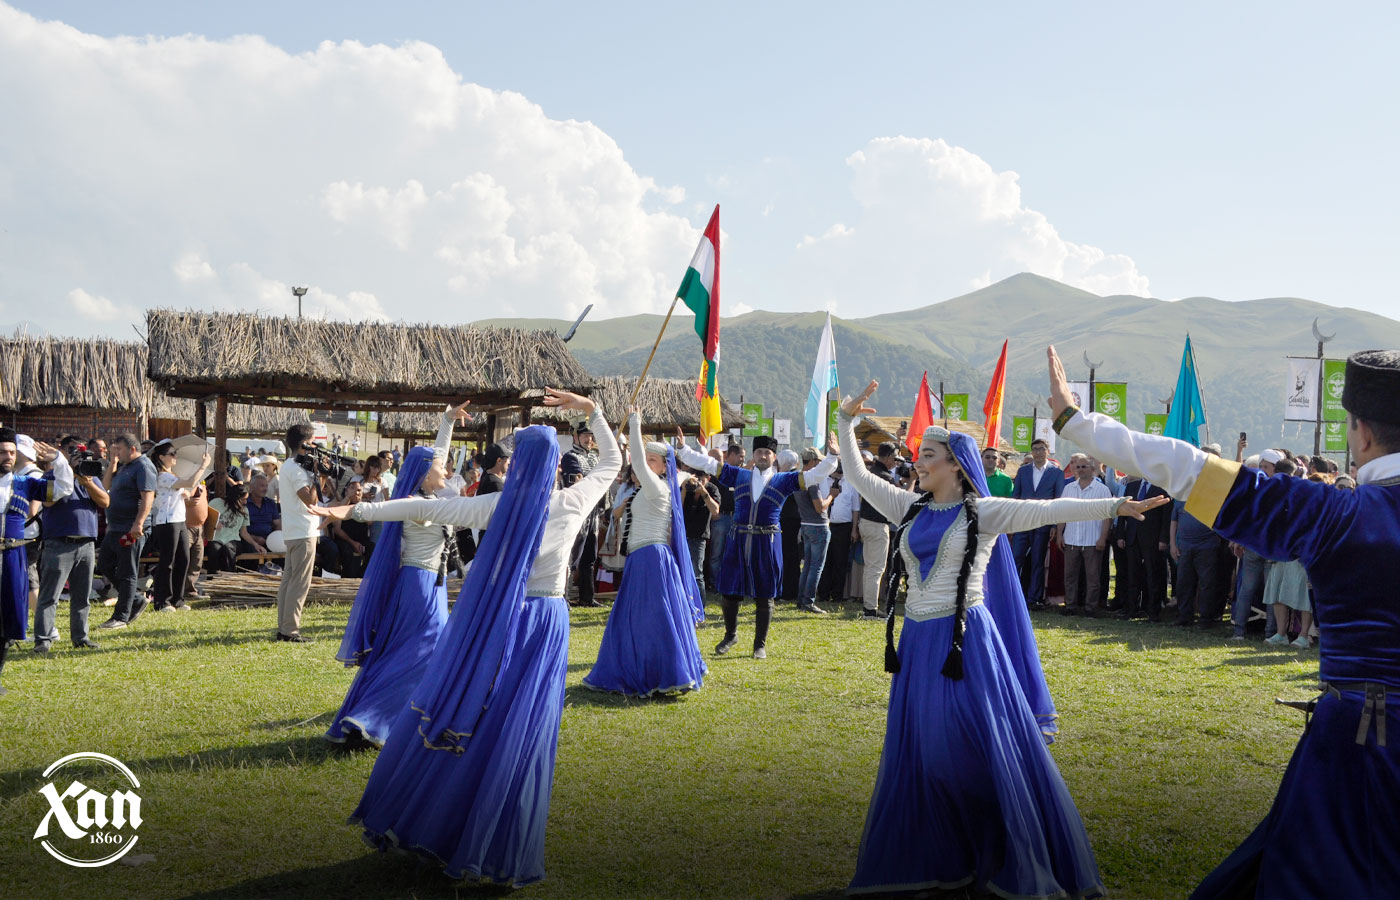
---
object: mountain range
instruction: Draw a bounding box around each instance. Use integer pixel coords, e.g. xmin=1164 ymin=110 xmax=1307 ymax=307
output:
xmin=487 ymin=272 xmax=1400 ymax=453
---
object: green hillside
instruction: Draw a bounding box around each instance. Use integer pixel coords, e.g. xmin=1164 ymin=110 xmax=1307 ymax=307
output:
xmin=482 ymin=274 xmax=1400 ymax=451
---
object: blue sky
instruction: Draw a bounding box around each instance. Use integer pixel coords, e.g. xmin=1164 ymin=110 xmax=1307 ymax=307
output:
xmin=3 ymin=1 xmax=1397 ymax=332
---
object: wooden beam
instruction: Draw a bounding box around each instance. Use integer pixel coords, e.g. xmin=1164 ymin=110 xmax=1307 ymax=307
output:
xmin=194 ymin=402 xmax=208 ymax=439
xmin=214 ymin=397 xmax=229 ymax=499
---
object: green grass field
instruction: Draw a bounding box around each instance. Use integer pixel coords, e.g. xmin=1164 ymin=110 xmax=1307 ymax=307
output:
xmin=0 ymin=599 xmax=1317 ymax=900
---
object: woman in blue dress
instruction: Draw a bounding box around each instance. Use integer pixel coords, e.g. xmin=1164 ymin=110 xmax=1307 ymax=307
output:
xmin=837 ymin=380 xmax=1166 ymax=899
xmin=319 ymin=389 xmax=620 ymax=886
xmin=319 ymin=402 xmax=467 ymax=747
xmin=582 ymin=409 xmax=706 ymax=696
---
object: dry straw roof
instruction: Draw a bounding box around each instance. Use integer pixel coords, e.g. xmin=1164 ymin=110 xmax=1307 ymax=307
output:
xmin=0 ymin=335 xmax=149 ymax=411
xmin=379 ymin=375 xmax=743 ymax=437
xmin=146 ymin=310 xmax=596 ymax=412
xmin=147 ymin=394 xmax=311 ymax=438
xmin=855 ymin=414 xmax=1015 ymax=455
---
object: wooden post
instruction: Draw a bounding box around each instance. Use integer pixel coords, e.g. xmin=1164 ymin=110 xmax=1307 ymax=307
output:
xmin=194 ymin=402 xmax=208 ymax=439
xmin=519 ymin=405 xmax=531 ymax=426
xmin=214 ymin=396 xmax=229 ymax=499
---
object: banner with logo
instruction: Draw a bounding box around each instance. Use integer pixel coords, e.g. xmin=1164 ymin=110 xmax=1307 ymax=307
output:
xmin=1323 ymin=420 xmax=1348 ymax=453
xmin=1011 ymin=416 xmax=1034 ymax=452
xmin=1322 ymin=358 xmax=1347 ymax=423
xmin=1034 ymin=416 xmax=1057 ymax=454
xmin=773 ymin=418 xmax=791 ymax=444
xmin=943 ymin=393 xmax=969 ymax=422
xmin=1284 ymin=357 xmax=1320 ymax=421
xmin=1065 ymin=381 xmax=1090 ymax=412
xmin=756 ymin=418 xmax=774 ymax=439
xmin=741 ymin=402 xmax=764 ymax=436
xmin=1093 ymin=382 xmax=1128 ymax=424
xmin=1143 ymin=413 xmax=1168 ymax=436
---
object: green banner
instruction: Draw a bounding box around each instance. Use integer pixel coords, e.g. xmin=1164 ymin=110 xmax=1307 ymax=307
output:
xmin=943 ymin=393 xmax=970 ymax=422
xmin=756 ymin=418 xmax=774 ymax=439
xmin=741 ymin=402 xmax=764 ymax=436
xmin=1143 ymin=413 xmax=1168 ymax=436
xmin=828 ymin=403 xmax=839 ymax=436
xmin=1094 ymin=382 xmax=1128 ymax=424
xmin=1322 ymin=359 xmax=1347 ymax=423
xmin=1011 ymin=416 xmax=1034 ymax=452
xmin=1323 ymin=419 xmax=1348 ymax=453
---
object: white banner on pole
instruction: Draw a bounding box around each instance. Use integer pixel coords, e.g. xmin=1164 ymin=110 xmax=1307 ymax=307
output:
xmin=1284 ymin=357 xmax=1320 ymax=422
xmin=1034 ymin=417 xmax=1057 ymax=454
xmin=1066 ymin=382 xmax=1090 ymax=411
xmin=774 ymin=418 xmax=792 ymax=445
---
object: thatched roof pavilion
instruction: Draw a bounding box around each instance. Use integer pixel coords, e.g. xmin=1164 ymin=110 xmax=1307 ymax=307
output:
xmin=379 ymin=376 xmax=743 ymax=441
xmin=146 ymin=310 xmax=597 ymax=413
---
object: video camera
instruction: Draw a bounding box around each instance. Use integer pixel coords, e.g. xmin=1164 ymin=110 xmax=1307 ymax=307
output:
xmin=72 ymin=447 xmax=105 ymax=479
xmin=295 ymin=445 xmax=348 ymax=481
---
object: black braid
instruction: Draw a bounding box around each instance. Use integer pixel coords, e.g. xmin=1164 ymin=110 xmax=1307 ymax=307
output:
xmin=617 ymin=492 xmax=636 ymax=558
xmin=941 ymin=480 xmax=979 ymax=680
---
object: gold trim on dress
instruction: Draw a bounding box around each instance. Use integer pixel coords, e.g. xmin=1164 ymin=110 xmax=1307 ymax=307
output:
xmin=1184 ymin=455 xmax=1242 ymax=527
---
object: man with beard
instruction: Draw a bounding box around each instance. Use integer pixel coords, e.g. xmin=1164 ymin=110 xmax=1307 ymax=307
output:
xmin=0 ymin=429 xmax=71 ymax=695
xmin=677 ymin=433 xmax=837 ymax=659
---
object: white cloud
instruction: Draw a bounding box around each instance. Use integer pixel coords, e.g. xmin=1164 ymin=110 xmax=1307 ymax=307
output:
xmin=0 ymin=3 xmax=701 ymax=335
xmin=797 ymin=223 xmax=855 ymax=249
xmin=725 ymin=302 xmax=754 ymax=317
xmin=786 ymin=137 xmax=1149 ymax=307
xmin=67 ymin=288 xmax=133 ymax=322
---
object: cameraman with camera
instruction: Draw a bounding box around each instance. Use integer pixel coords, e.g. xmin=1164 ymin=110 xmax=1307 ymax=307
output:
xmin=35 ymin=441 xmax=108 ymax=651
xmin=275 ymin=423 xmax=322 ymax=643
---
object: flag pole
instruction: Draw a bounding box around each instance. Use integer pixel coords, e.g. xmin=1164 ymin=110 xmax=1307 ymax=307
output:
xmin=1188 ymin=334 xmax=1212 ymax=446
xmin=630 ymin=296 xmax=682 ymax=405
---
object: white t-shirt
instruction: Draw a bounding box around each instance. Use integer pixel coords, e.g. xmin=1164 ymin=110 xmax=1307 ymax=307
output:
xmin=1060 ymin=478 xmax=1112 ymax=546
xmin=277 ymin=461 xmax=319 ymax=541
xmin=152 ymin=472 xmax=188 ymax=526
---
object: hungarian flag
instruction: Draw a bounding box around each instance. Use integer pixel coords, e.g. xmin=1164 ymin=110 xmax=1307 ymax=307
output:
xmin=678 ymin=205 xmax=722 ymax=437
xmin=982 ymin=340 xmax=1008 ymax=450
xmin=906 ymin=371 xmax=935 ymax=456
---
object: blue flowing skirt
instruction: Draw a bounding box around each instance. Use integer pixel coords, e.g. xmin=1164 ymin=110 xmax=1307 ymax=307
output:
xmin=326 ymin=566 xmax=449 ymax=747
xmin=848 ymin=605 xmax=1104 ymax=899
xmin=351 ymin=595 xmax=570 ymax=886
xmin=1190 ymin=689 xmax=1400 ymax=900
xmin=582 ymin=543 xmax=707 ymax=697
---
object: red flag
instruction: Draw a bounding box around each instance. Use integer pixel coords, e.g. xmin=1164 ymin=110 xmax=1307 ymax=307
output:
xmin=982 ymin=340 xmax=1008 ymax=450
xmin=907 ymin=371 xmax=934 ymax=456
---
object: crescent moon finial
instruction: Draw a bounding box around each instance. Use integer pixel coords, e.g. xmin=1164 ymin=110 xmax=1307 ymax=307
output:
xmin=1158 ymin=387 xmax=1175 ymax=405
xmin=1082 ymin=351 xmax=1104 ymax=370
xmin=1311 ymin=317 xmax=1335 ymax=344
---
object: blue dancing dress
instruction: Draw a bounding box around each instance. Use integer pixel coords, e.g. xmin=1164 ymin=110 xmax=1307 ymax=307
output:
xmin=1060 ymin=406 xmax=1400 ymax=900
xmin=350 ymin=410 xmax=621 ymax=886
xmin=838 ymin=413 xmax=1117 ymax=899
xmin=583 ymin=414 xmax=706 ymax=696
xmin=326 ymin=415 xmax=456 ymax=747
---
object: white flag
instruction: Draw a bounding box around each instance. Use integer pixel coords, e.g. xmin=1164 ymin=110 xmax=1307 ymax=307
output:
xmin=1034 ymin=416 xmax=1057 ymax=454
xmin=1283 ymin=357 xmax=1320 ymax=422
xmin=1066 ymin=381 xmax=1090 ymax=412
xmin=805 ymin=313 xmax=839 ymax=439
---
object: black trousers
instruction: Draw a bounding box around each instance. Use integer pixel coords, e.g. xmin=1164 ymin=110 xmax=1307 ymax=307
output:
xmin=572 ymin=527 xmax=598 ymax=605
xmin=1123 ymin=540 xmax=1168 ymax=620
xmin=149 ymin=522 xmax=190 ymax=609
xmin=780 ymin=499 xmax=801 ymax=602
xmin=818 ymin=521 xmax=853 ymax=603
xmin=206 ymin=540 xmax=240 ymax=573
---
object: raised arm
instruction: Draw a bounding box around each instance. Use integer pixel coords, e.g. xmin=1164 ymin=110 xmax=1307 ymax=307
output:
xmin=675 ymin=439 xmax=720 ymax=476
xmin=800 ymin=432 xmax=840 ymax=488
xmin=435 ymin=400 xmax=471 ymax=453
xmin=978 ymin=495 xmax=1127 ymax=536
xmin=836 ymin=383 xmax=917 ymax=524
xmin=628 ymin=412 xmax=667 ymax=502
xmin=539 ymin=389 xmax=621 ymax=517
xmin=352 ymin=492 xmax=502 ymax=530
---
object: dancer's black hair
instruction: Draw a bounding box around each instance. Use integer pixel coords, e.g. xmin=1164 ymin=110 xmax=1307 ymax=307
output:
xmin=941 ymin=475 xmax=980 ymax=680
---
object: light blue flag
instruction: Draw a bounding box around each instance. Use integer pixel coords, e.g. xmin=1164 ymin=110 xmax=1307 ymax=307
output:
xmin=1163 ymin=334 xmax=1207 ymax=446
xmin=805 ymin=313 xmax=839 ymax=439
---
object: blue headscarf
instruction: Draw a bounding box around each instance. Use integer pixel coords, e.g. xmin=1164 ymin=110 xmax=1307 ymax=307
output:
xmin=946 ymin=430 xmax=1060 ymax=741
xmin=411 ymin=425 xmax=559 ymax=751
xmin=665 ymin=448 xmax=704 ymax=623
xmin=337 ymin=445 xmax=437 ymax=666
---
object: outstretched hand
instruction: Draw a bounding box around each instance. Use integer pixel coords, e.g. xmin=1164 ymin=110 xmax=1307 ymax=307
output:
xmin=309 ymin=504 xmax=354 ymax=521
xmin=841 ymin=381 xmax=878 ymax=417
xmin=541 ymin=387 xmax=595 ymax=415
xmin=1047 ymin=346 xmax=1075 ymax=418
xmin=826 ymin=430 xmax=838 ymax=456
xmin=1116 ymin=495 xmax=1171 ymax=520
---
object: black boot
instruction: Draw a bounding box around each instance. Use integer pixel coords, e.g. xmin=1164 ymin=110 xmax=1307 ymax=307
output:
xmin=715 ymin=595 xmax=740 ymax=655
xmin=753 ymin=599 xmax=773 ymax=659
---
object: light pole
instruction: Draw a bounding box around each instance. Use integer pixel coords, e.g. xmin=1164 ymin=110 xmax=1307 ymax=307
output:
xmin=292 ymin=285 xmax=308 ymax=319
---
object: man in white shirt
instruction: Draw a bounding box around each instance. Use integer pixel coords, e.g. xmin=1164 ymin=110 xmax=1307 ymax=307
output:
xmin=1057 ymin=456 xmax=1113 ymax=616
xmin=275 ymin=424 xmax=320 ymax=642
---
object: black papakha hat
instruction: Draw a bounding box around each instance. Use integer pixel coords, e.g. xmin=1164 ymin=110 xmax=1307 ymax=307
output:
xmin=752 ymin=435 xmax=779 ymax=452
xmin=1342 ymin=350 xmax=1400 ymax=425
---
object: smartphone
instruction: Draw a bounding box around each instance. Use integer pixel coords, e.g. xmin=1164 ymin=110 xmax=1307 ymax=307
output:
xmin=1240 ymin=431 xmax=1247 ymax=443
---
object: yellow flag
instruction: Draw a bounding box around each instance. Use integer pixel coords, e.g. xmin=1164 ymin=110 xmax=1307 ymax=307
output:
xmin=698 ymin=361 xmax=722 ymax=440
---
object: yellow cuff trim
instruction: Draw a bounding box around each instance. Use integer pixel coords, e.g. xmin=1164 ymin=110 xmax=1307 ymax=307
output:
xmin=1184 ymin=456 xmax=1241 ymax=527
